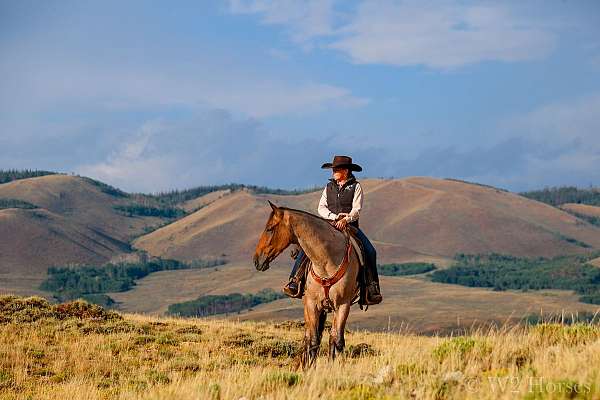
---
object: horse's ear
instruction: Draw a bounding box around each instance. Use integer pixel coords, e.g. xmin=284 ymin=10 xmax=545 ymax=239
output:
xmin=268 ymin=200 xmax=279 ymax=211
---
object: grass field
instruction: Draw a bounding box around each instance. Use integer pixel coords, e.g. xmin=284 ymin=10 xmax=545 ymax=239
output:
xmin=2 ymin=295 xmax=600 ymax=399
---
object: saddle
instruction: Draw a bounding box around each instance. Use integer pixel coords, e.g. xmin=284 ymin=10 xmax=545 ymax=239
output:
xmin=291 ymin=225 xmax=369 ymax=310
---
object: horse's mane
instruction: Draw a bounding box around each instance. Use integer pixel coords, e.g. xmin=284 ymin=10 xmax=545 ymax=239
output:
xmin=279 ymin=206 xmax=338 ymax=231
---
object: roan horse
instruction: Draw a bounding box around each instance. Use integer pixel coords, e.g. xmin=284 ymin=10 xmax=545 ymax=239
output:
xmin=253 ymin=201 xmax=360 ymax=367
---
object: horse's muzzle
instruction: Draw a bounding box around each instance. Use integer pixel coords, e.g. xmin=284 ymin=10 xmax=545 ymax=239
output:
xmin=253 ymin=254 xmax=270 ymax=271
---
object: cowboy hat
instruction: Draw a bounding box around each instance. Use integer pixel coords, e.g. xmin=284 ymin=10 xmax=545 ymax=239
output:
xmin=321 ymin=155 xmax=362 ymax=172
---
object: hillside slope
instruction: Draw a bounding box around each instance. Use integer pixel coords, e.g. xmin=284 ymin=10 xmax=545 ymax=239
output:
xmin=0 ymin=208 xmax=128 ymax=276
xmin=134 ymin=177 xmax=600 ymax=264
xmin=0 ymin=175 xmax=164 ymax=293
xmin=561 ymin=203 xmax=600 ymax=218
xmin=0 ymin=174 xmax=160 ymax=241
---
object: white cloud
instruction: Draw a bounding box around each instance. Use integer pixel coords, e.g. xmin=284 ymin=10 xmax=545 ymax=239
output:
xmin=507 ymin=93 xmax=600 ymax=151
xmin=75 ymin=109 xmax=342 ymax=192
xmin=483 ymin=93 xmax=600 ymax=189
xmin=5 ymin=63 xmax=367 ymax=120
xmin=229 ymin=0 xmax=337 ymax=46
xmin=77 ymin=120 xmax=177 ymax=192
xmin=231 ymin=0 xmax=557 ymax=69
xmin=331 ymin=2 xmax=555 ymax=68
xmin=24 ymin=93 xmax=600 ymax=192
xmin=0 ymin=39 xmax=367 ymax=121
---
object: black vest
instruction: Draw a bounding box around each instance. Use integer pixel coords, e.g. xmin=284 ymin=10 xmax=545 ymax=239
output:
xmin=326 ymin=175 xmax=359 ymax=228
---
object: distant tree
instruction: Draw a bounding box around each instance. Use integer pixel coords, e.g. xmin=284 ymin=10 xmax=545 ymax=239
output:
xmin=40 ymin=257 xmax=227 ymax=301
xmin=166 ymin=289 xmax=285 ymax=317
xmin=113 ymin=204 xmax=187 ymax=219
xmin=430 ymin=252 xmax=600 ymax=305
xmin=0 ymin=169 xmax=57 ymax=184
xmin=378 ymin=263 xmax=436 ymax=276
xmin=0 ymin=199 xmax=38 ymax=210
xmin=521 ymin=186 xmax=600 ymax=206
xmin=130 ymin=183 xmax=322 ymax=208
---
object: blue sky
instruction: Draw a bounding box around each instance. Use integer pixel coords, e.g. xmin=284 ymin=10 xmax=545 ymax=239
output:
xmin=1 ymin=0 xmax=599 ymax=192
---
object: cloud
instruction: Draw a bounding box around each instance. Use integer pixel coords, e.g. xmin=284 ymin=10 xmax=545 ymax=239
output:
xmin=0 ymin=3 xmax=369 ymax=123
xmin=13 ymin=93 xmax=600 ymax=193
xmin=494 ymin=93 xmax=600 ymax=188
xmin=0 ymin=55 xmax=368 ymax=120
xmin=76 ymin=109 xmax=345 ymax=192
xmin=326 ymin=93 xmax=600 ymax=191
xmin=390 ymin=93 xmax=600 ymax=190
xmin=231 ymin=0 xmax=557 ymax=69
xmin=330 ymin=2 xmax=556 ymax=69
xmin=508 ymin=93 xmax=600 ymax=150
xmin=228 ymin=0 xmax=337 ymax=46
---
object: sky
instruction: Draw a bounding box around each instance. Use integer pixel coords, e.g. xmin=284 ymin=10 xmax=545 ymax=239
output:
xmin=1 ymin=0 xmax=600 ymax=193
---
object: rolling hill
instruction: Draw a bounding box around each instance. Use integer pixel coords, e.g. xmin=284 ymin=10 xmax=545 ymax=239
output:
xmin=3 ymin=173 xmax=600 ymax=332
xmin=133 ymin=177 xmax=600 ymax=264
xmin=0 ymin=174 xmax=161 ymax=242
xmin=0 ymin=174 xmax=165 ymax=294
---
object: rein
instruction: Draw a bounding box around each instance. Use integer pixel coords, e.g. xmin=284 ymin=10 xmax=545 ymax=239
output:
xmin=309 ymin=233 xmax=352 ymax=310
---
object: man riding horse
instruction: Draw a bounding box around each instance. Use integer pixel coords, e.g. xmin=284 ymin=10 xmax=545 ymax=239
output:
xmin=283 ymin=155 xmax=383 ymax=305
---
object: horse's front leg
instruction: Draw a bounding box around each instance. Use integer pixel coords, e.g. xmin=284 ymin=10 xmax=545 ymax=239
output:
xmin=302 ymin=297 xmax=322 ymax=368
xmin=329 ymin=302 xmax=350 ymax=360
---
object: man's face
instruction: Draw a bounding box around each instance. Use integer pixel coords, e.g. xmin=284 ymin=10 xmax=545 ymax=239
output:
xmin=332 ymin=167 xmax=349 ymax=182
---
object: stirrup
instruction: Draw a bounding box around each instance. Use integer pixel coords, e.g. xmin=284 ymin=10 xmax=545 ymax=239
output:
xmin=283 ymin=279 xmax=302 ymax=298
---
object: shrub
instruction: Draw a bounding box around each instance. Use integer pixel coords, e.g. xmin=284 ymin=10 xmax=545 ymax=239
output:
xmin=378 ymin=262 xmax=436 ymax=276
xmin=40 ymin=257 xmax=226 ymax=301
xmin=113 ymin=204 xmax=187 ymax=219
xmin=263 ymin=371 xmax=301 ymax=387
xmin=430 ymin=252 xmax=600 ymax=305
xmin=80 ymin=294 xmax=116 ymax=308
xmin=346 ymin=343 xmax=378 ymax=358
xmin=433 ymin=337 xmax=491 ymax=362
xmin=167 ymin=289 xmax=285 ymax=317
xmin=0 ymin=295 xmax=120 ymax=323
xmin=254 ymin=339 xmax=300 ymax=358
xmin=0 ymin=198 xmax=37 ymax=210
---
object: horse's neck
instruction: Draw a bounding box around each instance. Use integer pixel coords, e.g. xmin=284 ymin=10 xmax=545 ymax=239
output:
xmin=289 ymin=212 xmax=347 ymax=274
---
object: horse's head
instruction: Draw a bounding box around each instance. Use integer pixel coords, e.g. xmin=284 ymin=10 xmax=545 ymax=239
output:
xmin=253 ymin=201 xmax=294 ymax=271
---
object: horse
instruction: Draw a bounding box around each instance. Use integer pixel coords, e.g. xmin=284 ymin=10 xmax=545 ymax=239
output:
xmin=253 ymin=201 xmax=360 ymax=367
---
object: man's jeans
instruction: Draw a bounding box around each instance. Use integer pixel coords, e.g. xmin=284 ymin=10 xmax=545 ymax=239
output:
xmin=289 ymin=228 xmax=376 ymax=278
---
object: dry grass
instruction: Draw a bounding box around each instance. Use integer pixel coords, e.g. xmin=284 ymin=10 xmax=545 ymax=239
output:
xmin=561 ymin=204 xmax=600 ymax=219
xmin=2 ymin=295 xmax=600 ymax=399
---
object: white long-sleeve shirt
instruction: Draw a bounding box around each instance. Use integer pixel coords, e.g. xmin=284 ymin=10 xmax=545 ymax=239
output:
xmin=317 ymin=181 xmax=363 ymax=223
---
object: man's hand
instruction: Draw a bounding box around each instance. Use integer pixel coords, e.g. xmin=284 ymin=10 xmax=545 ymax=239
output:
xmin=335 ymin=213 xmax=348 ymax=221
xmin=335 ymin=217 xmax=349 ymax=230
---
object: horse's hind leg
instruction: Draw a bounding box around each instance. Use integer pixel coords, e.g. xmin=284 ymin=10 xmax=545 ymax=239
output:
xmin=329 ymin=303 xmax=350 ymax=360
xmin=302 ymin=298 xmax=323 ymax=368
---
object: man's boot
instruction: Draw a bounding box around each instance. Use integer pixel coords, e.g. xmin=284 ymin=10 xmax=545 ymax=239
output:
xmin=283 ymin=249 xmax=307 ymax=298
